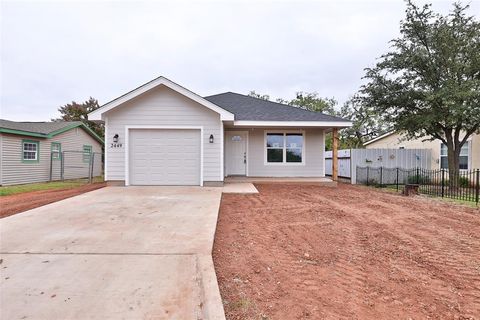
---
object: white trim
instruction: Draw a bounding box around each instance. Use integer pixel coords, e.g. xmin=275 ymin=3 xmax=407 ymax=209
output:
xmin=89 ymin=76 xmax=234 ymax=121
xmin=234 ymin=120 xmax=352 ymax=128
xmin=322 ymin=129 xmax=326 ymax=177
xmin=124 ymin=125 xmax=204 ymax=186
xmin=104 ymin=116 xmax=108 ymax=181
xmin=220 ymin=121 xmax=224 ymax=180
xmin=363 ymin=131 xmax=395 ymax=146
xmin=225 ymin=130 xmax=249 ymax=176
xmin=439 ymin=140 xmax=471 ymax=170
xmin=264 ymin=130 xmax=306 ymax=166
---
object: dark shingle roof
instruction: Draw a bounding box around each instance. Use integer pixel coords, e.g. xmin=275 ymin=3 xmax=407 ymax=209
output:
xmin=0 ymin=119 xmax=83 ymax=135
xmin=0 ymin=119 xmax=104 ymax=144
xmin=204 ymin=92 xmax=349 ymax=122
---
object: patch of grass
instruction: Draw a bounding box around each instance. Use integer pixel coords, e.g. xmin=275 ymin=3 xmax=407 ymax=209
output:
xmin=0 ymin=177 xmax=104 ymax=196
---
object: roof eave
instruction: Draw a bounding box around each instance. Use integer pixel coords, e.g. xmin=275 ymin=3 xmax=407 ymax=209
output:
xmin=88 ymin=76 xmax=235 ymax=121
xmin=232 ymin=120 xmax=352 ymax=128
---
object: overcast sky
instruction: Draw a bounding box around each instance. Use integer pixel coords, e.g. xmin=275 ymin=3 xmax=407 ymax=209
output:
xmin=1 ymin=0 xmax=478 ymax=121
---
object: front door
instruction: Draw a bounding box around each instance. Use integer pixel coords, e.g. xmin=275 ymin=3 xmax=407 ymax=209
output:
xmin=225 ymin=131 xmax=247 ymax=176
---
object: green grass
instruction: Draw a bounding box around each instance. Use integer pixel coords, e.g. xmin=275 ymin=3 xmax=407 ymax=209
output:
xmin=0 ymin=177 xmax=104 ymax=196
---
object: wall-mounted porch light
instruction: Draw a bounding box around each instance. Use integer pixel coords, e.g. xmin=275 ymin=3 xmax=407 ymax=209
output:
xmin=209 ymin=134 xmax=214 ymax=143
xmin=113 ymin=134 xmax=119 ymax=143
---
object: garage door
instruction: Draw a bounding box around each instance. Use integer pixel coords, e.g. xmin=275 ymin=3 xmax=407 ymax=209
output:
xmin=129 ymin=129 xmax=201 ymax=185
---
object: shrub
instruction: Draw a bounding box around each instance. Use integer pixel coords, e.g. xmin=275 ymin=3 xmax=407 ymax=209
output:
xmin=407 ymin=174 xmax=431 ymax=184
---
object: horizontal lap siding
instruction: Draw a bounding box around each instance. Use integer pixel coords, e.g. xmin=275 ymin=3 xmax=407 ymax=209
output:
xmin=0 ymin=129 xmax=103 ymax=186
xmin=0 ymin=134 xmax=50 ymax=185
xmin=105 ymin=85 xmax=221 ymax=182
xmin=246 ymin=128 xmax=325 ymax=177
xmin=51 ymin=128 xmax=103 ymax=180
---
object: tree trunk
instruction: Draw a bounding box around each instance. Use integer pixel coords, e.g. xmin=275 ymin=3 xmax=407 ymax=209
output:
xmin=445 ymin=132 xmax=461 ymax=188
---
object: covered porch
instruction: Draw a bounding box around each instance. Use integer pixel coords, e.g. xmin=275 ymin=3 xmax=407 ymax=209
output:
xmin=224 ymin=175 xmax=336 ymax=185
xmin=222 ymin=123 xmax=343 ymax=183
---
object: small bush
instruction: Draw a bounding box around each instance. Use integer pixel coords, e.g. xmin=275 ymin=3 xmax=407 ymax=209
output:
xmin=407 ymin=174 xmax=431 ymax=184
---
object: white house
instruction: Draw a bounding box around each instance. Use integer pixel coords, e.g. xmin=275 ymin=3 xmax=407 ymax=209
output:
xmin=89 ymin=76 xmax=351 ymax=186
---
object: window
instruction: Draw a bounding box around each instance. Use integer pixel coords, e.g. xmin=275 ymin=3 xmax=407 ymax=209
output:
xmin=265 ymin=132 xmax=304 ymax=164
xmin=83 ymin=145 xmax=92 ymax=163
xmin=440 ymin=143 xmax=469 ymax=170
xmin=51 ymin=142 xmax=61 ymax=160
xmin=22 ymin=140 xmax=39 ymax=162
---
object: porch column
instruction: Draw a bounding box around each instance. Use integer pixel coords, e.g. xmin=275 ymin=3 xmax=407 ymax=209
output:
xmin=332 ymin=128 xmax=338 ymax=181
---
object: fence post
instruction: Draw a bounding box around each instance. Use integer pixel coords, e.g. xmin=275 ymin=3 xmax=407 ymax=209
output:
xmin=441 ymin=169 xmax=445 ymax=198
xmin=416 ymin=167 xmax=420 ymax=184
xmin=380 ymin=166 xmax=383 ymax=187
xmin=89 ymin=152 xmax=94 ymax=184
xmin=366 ymin=166 xmax=370 ymax=186
xmin=396 ymin=167 xmax=399 ymax=191
xmin=475 ymin=169 xmax=479 ymax=205
xmin=60 ymin=151 xmax=65 ymax=181
xmin=49 ymin=152 xmax=53 ymax=182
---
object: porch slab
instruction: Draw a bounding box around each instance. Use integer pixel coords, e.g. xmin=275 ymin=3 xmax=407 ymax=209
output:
xmin=223 ymin=183 xmax=259 ymax=194
xmin=224 ymin=176 xmax=337 ymax=186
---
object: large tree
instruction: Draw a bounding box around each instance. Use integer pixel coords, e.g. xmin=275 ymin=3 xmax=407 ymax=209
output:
xmin=339 ymin=95 xmax=390 ymax=148
xmin=53 ymin=97 xmax=104 ymax=138
xmin=361 ymin=1 xmax=480 ymax=176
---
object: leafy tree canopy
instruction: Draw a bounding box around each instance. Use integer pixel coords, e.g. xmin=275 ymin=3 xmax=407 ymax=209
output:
xmin=361 ymin=1 xmax=480 ymax=172
xmin=53 ymin=97 xmax=104 ymax=138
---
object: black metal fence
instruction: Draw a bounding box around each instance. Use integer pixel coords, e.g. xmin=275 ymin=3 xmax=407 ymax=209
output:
xmin=356 ymin=166 xmax=480 ymax=204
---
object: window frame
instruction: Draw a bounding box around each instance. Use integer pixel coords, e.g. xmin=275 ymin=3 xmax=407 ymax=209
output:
xmin=51 ymin=142 xmax=62 ymax=160
xmin=83 ymin=144 xmax=92 ymax=163
xmin=264 ymin=130 xmax=305 ymax=165
xmin=440 ymin=141 xmax=470 ymax=170
xmin=22 ymin=139 xmax=40 ymax=163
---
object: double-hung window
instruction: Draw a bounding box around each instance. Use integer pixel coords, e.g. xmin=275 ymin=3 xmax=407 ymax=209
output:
xmin=265 ymin=132 xmax=304 ymax=164
xmin=440 ymin=143 xmax=469 ymax=170
xmin=22 ymin=140 xmax=39 ymax=162
xmin=83 ymin=145 xmax=92 ymax=163
xmin=51 ymin=142 xmax=61 ymax=160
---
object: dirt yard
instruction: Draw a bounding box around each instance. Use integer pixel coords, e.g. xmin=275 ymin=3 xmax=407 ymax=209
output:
xmin=0 ymin=183 xmax=106 ymax=218
xmin=213 ymin=183 xmax=480 ymax=320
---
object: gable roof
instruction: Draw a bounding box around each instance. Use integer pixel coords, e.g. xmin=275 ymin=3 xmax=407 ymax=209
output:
xmin=88 ymin=76 xmax=235 ymax=121
xmin=363 ymin=131 xmax=396 ymax=146
xmin=204 ymin=92 xmax=350 ymax=122
xmin=0 ymin=119 xmax=104 ymax=144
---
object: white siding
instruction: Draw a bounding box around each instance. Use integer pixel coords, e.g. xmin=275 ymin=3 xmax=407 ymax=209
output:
xmin=240 ymin=128 xmax=325 ymax=177
xmin=105 ymin=85 xmax=222 ymax=182
xmin=0 ymin=128 xmax=103 ymax=186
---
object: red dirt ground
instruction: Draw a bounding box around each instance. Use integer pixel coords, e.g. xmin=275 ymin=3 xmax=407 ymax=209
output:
xmin=0 ymin=183 xmax=106 ymax=218
xmin=213 ymin=183 xmax=480 ymax=320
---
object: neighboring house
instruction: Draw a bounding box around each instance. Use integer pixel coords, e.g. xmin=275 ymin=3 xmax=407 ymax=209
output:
xmin=364 ymin=131 xmax=480 ymax=170
xmin=88 ymin=76 xmax=352 ymax=186
xmin=0 ymin=120 xmax=104 ymax=186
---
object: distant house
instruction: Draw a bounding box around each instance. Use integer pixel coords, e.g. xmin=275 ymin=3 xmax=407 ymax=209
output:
xmin=0 ymin=120 xmax=104 ymax=186
xmin=364 ymin=131 xmax=480 ymax=170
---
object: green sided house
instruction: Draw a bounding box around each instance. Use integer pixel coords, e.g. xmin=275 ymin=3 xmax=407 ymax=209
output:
xmin=0 ymin=120 xmax=104 ymax=186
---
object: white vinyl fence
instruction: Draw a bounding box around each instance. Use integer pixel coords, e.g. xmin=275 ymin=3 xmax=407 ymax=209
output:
xmin=325 ymin=148 xmax=432 ymax=184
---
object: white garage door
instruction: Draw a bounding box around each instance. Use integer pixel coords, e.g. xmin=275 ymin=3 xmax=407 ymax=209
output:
xmin=129 ymin=129 xmax=201 ymax=185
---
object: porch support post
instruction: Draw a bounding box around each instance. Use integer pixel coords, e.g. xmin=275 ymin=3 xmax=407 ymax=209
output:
xmin=332 ymin=128 xmax=338 ymax=181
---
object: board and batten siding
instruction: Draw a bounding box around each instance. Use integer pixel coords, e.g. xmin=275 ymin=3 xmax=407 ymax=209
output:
xmin=0 ymin=128 xmax=102 ymax=186
xmin=104 ymin=85 xmax=222 ymax=183
xmin=236 ymin=128 xmax=325 ymax=177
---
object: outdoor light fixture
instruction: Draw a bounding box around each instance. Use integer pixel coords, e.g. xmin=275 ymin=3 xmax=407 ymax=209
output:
xmin=209 ymin=134 xmax=214 ymax=143
xmin=113 ymin=134 xmax=119 ymax=143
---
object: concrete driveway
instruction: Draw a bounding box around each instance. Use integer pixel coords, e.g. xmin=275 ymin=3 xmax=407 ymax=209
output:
xmin=0 ymin=186 xmax=225 ymax=319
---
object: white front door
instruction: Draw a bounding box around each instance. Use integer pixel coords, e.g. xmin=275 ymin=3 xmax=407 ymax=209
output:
xmin=225 ymin=131 xmax=247 ymax=176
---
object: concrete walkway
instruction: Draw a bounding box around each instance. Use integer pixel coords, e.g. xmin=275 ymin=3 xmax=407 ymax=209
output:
xmin=0 ymin=186 xmax=225 ymax=319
